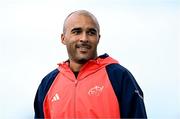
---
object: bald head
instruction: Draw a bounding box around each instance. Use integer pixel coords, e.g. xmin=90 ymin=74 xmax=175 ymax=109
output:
xmin=63 ymin=10 xmax=100 ymax=34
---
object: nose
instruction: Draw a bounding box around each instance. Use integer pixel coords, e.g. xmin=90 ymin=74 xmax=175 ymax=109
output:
xmin=80 ymin=32 xmax=88 ymax=43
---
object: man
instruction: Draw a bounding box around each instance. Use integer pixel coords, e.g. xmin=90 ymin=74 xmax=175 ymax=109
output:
xmin=34 ymin=10 xmax=147 ymax=118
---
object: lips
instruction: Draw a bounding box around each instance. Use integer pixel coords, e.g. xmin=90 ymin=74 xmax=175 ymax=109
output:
xmin=75 ymin=43 xmax=92 ymax=51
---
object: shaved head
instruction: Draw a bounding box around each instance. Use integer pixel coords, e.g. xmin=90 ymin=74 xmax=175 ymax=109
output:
xmin=61 ymin=10 xmax=101 ymax=69
xmin=63 ymin=10 xmax=100 ymax=34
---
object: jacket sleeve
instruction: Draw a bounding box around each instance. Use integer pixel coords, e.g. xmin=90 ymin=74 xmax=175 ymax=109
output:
xmin=34 ymin=68 xmax=59 ymax=118
xmin=106 ymin=64 xmax=147 ymax=118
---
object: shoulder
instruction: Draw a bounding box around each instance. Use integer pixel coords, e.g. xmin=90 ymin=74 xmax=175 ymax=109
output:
xmin=105 ymin=63 xmax=142 ymax=95
xmin=105 ymin=63 xmax=133 ymax=79
xmin=40 ymin=68 xmax=60 ymax=88
xmin=106 ymin=63 xmax=128 ymax=71
xmin=38 ymin=68 xmax=60 ymax=94
xmin=43 ymin=68 xmax=59 ymax=80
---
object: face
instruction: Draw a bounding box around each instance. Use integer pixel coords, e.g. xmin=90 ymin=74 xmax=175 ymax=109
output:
xmin=61 ymin=14 xmax=100 ymax=64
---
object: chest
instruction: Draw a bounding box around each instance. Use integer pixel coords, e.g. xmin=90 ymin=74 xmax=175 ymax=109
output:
xmin=43 ymin=68 xmax=120 ymax=118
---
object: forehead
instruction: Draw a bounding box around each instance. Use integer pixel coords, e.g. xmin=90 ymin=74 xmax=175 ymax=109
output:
xmin=65 ymin=14 xmax=99 ymax=31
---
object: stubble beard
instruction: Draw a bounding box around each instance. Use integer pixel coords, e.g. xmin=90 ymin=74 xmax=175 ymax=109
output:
xmin=67 ymin=44 xmax=98 ymax=64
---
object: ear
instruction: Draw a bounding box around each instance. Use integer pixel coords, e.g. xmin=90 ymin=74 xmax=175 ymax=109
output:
xmin=61 ymin=34 xmax=66 ymax=45
xmin=97 ymin=34 xmax=101 ymax=44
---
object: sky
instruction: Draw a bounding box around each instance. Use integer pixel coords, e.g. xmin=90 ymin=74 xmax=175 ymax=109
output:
xmin=0 ymin=0 xmax=179 ymax=118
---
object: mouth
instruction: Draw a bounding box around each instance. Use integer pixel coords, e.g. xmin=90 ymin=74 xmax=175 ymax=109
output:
xmin=76 ymin=43 xmax=92 ymax=52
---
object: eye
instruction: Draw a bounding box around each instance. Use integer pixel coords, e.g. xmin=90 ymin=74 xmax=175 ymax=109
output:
xmin=72 ymin=30 xmax=81 ymax=35
xmin=87 ymin=29 xmax=97 ymax=36
xmin=71 ymin=28 xmax=82 ymax=35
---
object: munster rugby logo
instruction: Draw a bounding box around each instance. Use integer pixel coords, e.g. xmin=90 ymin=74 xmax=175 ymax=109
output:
xmin=88 ymin=85 xmax=104 ymax=96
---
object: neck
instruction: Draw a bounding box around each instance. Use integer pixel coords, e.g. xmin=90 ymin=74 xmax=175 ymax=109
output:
xmin=69 ymin=53 xmax=98 ymax=72
xmin=69 ymin=60 xmax=85 ymax=72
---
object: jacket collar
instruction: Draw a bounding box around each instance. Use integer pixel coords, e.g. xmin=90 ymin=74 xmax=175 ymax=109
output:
xmin=58 ymin=53 xmax=118 ymax=80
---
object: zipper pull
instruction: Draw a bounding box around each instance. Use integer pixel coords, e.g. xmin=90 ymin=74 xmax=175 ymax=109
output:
xmin=74 ymin=80 xmax=78 ymax=86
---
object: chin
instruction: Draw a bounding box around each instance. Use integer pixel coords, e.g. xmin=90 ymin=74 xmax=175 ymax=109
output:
xmin=76 ymin=54 xmax=92 ymax=64
xmin=77 ymin=58 xmax=88 ymax=64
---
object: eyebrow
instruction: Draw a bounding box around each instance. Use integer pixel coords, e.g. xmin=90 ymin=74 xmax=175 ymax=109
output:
xmin=88 ymin=28 xmax=97 ymax=32
xmin=71 ymin=27 xmax=82 ymax=32
xmin=70 ymin=27 xmax=98 ymax=33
